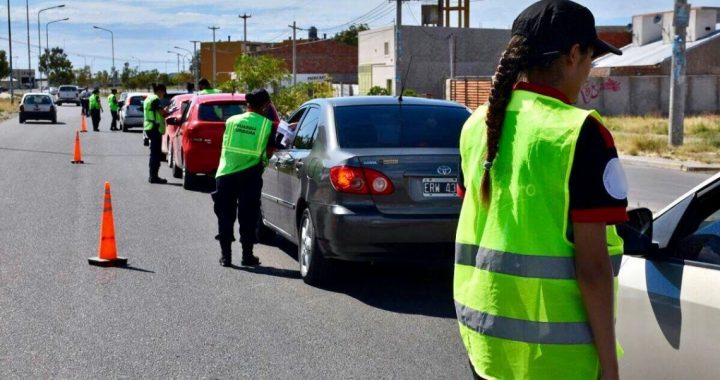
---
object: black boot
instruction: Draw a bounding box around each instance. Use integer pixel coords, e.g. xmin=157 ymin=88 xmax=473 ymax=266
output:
xmin=219 ymin=240 xmax=232 ymax=267
xmin=240 ymin=243 xmax=260 ymax=266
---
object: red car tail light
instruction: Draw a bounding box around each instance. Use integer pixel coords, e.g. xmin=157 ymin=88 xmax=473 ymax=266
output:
xmin=330 ymin=166 xmax=394 ymax=195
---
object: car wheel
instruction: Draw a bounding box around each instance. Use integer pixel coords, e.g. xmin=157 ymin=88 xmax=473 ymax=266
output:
xmin=256 ymin=212 xmax=276 ymax=244
xmin=51 ymin=115 xmax=57 ymax=124
xmin=19 ymin=116 xmax=24 ymax=124
xmin=298 ymin=208 xmax=330 ymax=286
xmin=182 ymin=167 xmax=195 ymax=190
xmin=172 ymin=149 xmax=183 ymax=179
xmin=122 ymin=122 xmax=128 ymax=132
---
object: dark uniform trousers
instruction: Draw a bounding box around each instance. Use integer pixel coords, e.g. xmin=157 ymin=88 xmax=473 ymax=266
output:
xmin=111 ymin=111 xmax=119 ymax=130
xmin=90 ymin=109 xmax=101 ymax=131
xmin=81 ymin=99 xmax=89 ymax=117
xmin=147 ymin=129 xmax=163 ymax=178
xmin=211 ymin=163 xmax=264 ymax=252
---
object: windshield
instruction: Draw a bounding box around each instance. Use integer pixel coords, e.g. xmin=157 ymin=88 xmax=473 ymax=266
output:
xmin=198 ymin=103 xmax=247 ymax=122
xmin=334 ymin=105 xmax=470 ymax=148
xmin=129 ymin=96 xmax=147 ymax=106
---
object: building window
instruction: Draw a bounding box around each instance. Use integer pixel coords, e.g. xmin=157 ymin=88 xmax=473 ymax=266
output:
xmin=384 ymin=42 xmax=389 ymax=56
xmin=386 ymin=79 xmax=393 ymax=93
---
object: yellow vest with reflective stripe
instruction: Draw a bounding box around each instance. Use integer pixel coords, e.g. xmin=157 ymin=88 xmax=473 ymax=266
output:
xmin=455 ymin=89 xmax=624 ymax=380
xmin=216 ymin=112 xmax=271 ymax=178
xmin=143 ymin=94 xmax=165 ymax=134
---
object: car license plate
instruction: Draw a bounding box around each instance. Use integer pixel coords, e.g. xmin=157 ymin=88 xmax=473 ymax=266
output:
xmin=422 ymin=177 xmax=457 ymax=197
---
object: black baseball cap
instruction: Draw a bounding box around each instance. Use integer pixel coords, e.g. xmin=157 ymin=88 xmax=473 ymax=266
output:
xmin=246 ymin=88 xmax=271 ymax=109
xmin=512 ymin=0 xmax=622 ymax=61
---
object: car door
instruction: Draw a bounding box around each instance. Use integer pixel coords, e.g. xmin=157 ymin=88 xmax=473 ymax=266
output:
xmin=618 ymin=181 xmax=720 ymax=379
xmin=262 ymin=107 xmax=309 ymax=236
xmin=275 ymin=106 xmax=321 ymax=238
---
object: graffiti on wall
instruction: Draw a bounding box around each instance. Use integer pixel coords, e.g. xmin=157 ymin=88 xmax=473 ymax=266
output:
xmin=580 ymin=78 xmax=622 ymax=104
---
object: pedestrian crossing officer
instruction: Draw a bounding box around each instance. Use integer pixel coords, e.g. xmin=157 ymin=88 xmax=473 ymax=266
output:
xmin=144 ymin=84 xmax=169 ymax=184
xmin=198 ymin=77 xmax=221 ymax=95
xmin=89 ymin=88 xmax=103 ymax=131
xmin=108 ymin=89 xmax=119 ymax=131
xmin=212 ymin=88 xmax=275 ymax=267
xmin=454 ymin=1 xmax=627 ymax=379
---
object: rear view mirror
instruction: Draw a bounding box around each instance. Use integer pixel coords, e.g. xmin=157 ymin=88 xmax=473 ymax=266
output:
xmin=618 ymin=208 xmax=657 ymax=256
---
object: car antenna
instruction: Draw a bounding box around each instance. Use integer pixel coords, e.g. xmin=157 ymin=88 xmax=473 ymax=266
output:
xmin=398 ymin=55 xmax=413 ymax=103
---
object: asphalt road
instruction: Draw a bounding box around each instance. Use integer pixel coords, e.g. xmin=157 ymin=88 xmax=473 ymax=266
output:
xmin=0 ymin=102 xmax=714 ymax=379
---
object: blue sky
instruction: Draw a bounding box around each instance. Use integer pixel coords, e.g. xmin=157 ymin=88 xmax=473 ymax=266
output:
xmin=1 ymin=0 xmax=718 ymax=74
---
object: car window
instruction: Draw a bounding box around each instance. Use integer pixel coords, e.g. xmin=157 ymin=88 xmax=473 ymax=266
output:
xmin=293 ymin=107 xmax=320 ymax=150
xmin=24 ymin=95 xmax=51 ymax=105
xmin=675 ymin=187 xmax=720 ymax=265
xmin=287 ymin=107 xmax=308 ymax=124
xmin=59 ymin=86 xmax=76 ymax=91
xmin=198 ymin=102 xmax=247 ymax=122
xmin=129 ymin=96 xmax=147 ymax=106
xmin=180 ymin=101 xmax=192 ymax=123
xmin=334 ymin=105 xmax=470 ymax=148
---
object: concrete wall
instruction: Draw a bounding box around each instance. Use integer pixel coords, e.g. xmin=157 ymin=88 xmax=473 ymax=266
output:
xmin=399 ymin=26 xmax=510 ymax=98
xmin=579 ymin=75 xmax=720 ymax=116
xmin=358 ymin=27 xmax=396 ymax=95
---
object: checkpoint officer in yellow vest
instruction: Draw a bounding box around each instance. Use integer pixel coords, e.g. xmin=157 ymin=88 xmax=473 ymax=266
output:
xmin=89 ymin=88 xmax=103 ymax=132
xmin=108 ymin=89 xmax=120 ymax=131
xmin=212 ymin=89 xmax=275 ymax=267
xmin=454 ymin=1 xmax=628 ymax=379
xmin=198 ymin=78 xmax=221 ymax=95
xmin=144 ymin=84 xmax=169 ymax=184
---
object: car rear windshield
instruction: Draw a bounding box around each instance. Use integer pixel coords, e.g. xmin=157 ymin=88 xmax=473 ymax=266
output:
xmin=24 ymin=95 xmax=52 ymax=105
xmin=59 ymin=86 xmax=76 ymax=91
xmin=334 ymin=105 xmax=470 ymax=148
xmin=129 ymin=96 xmax=147 ymax=106
xmin=198 ymin=103 xmax=247 ymax=122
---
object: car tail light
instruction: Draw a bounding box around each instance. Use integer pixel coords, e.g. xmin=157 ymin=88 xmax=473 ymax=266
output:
xmin=329 ymin=166 xmax=394 ymax=195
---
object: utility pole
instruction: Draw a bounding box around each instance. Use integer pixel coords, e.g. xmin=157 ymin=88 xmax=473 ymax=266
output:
xmin=7 ymin=0 xmax=14 ymax=103
xmin=25 ymin=0 xmax=31 ymax=88
xmin=395 ymin=0 xmax=403 ymax=96
xmin=190 ymin=40 xmax=200 ymax=88
xmin=208 ymin=26 xmax=220 ymax=85
xmin=239 ymin=13 xmax=251 ymax=43
xmin=669 ymin=0 xmax=690 ymax=146
xmin=289 ymin=21 xmax=303 ymax=86
xmin=449 ymin=33 xmax=455 ymax=79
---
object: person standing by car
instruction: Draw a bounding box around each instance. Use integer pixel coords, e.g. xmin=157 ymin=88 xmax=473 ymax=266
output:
xmin=212 ymin=89 xmax=275 ymax=267
xmin=144 ymin=84 xmax=170 ymax=184
xmin=454 ymin=1 xmax=628 ymax=379
xmin=80 ymin=87 xmax=90 ymax=117
xmin=89 ymin=88 xmax=103 ymax=132
xmin=108 ymin=89 xmax=120 ymax=131
xmin=198 ymin=78 xmax=220 ymax=95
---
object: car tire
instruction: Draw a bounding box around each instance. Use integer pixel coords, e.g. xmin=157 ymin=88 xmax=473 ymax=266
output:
xmin=19 ymin=116 xmax=24 ymax=124
xmin=298 ymin=208 xmax=331 ymax=286
xmin=172 ymin=149 xmax=183 ymax=179
xmin=182 ymin=167 xmax=195 ymax=190
xmin=51 ymin=117 xmax=57 ymax=124
xmin=122 ymin=122 xmax=128 ymax=132
xmin=256 ymin=212 xmax=276 ymax=244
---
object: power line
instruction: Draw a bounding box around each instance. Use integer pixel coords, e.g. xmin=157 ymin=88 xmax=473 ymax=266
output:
xmin=318 ymin=0 xmax=394 ymax=32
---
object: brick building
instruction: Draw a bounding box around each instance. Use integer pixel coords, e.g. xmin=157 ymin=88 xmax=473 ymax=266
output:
xmin=258 ymin=39 xmax=358 ymax=84
xmin=199 ymin=40 xmax=275 ymax=84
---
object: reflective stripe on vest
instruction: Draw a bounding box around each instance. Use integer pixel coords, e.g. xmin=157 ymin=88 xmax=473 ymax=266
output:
xmin=454 ymin=89 xmax=624 ymax=380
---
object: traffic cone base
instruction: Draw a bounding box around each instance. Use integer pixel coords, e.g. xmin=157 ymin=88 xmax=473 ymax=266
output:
xmin=88 ymin=256 xmax=128 ymax=267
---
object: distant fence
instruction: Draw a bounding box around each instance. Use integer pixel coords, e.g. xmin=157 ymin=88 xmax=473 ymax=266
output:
xmin=580 ymin=75 xmax=720 ymax=116
xmin=333 ymin=84 xmax=359 ymax=97
xmin=446 ymin=77 xmax=492 ymax=110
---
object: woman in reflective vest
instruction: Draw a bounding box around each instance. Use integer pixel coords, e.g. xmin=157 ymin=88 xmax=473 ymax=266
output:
xmin=455 ymin=1 xmax=628 ymax=379
xmin=88 ymin=88 xmax=103 ymax=131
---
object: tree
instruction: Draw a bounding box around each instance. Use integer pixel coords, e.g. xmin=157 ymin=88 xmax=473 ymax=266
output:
xmin=273 ymin=78 xmax=334 ymax=117
xmin=232 ymin=54 xmax=289 ymax=92
xmin=367 ymin=86 xmax=390 ymax=96
xmin=333 ymin=24 xmax=369 ymax=46
xmin=172 ymin=72 xmax=194 ymax=86
xmin=120 ymin=62 xmax=135 ymax=89
xmin=0 ymin=51 xmax=9 ymax=81
xmin=39 ymin=48 xmax=75 ymax=86
xmin=75 ymin=65 xmax=92 ymax=87
xmin=93 ymin=70 xmax=110 ymax=88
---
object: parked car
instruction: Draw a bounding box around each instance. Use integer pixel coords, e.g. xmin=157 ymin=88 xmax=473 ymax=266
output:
xmin=119 ymin=92 xmax=150 ymax=132
xmin=167 ymin=93 xmax=279 ymax=190
xmin=56 ymin=85 xmax=80 ymax=106
xmin=617 ymin=172 xmax=720 ymax=378
xmin=19 ymin=93 xmax=57 ymax=124
xmin=48 ymin=87 xmax=58 ymax=96
xmin=162 ymin=93 xmax=195 ymax=156
xmin=256 ymin=96 xmax=471 ymax=285
xmin=118 ymin=91 xmax=128 ymax=109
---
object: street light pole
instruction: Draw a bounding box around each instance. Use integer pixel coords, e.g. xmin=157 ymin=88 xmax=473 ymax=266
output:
xmin=7 ymin=0 xmax=14 ymax=103
xmin=25 ymin=0 xmax=31 ymax=87
xmin=190 ymin=40 xmax=200 ymax=87
xmin=93 ymin=26 xmax=115 ymax=86
xmin=174 ymin=46 xmax=192 ymax=74
xmin=167 ymin=51 xmax=180 ymax=73
xmin=37 ymin=4 xmax=65 ymax=88
xmin=208 ymin=26 xmax=219 ymax=85
xmin=45 ymin=17 xmax=69 ymax=87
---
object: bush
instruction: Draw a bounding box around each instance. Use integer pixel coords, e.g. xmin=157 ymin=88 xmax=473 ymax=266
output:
xmin=367 ymin=86 xmax=390 ymax=96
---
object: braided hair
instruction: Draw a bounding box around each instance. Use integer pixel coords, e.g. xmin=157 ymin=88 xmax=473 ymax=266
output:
xmin=481 ymin=35 xmax=531 ymax=204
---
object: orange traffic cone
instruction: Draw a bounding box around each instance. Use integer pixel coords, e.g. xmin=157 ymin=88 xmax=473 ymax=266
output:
xmin=80 ymin=115 xmax=88 ymax=133
xmin=88 ymin=182 xmax=128 ymax=267
xmin=71 ymin=130 xmax=84 ymax=164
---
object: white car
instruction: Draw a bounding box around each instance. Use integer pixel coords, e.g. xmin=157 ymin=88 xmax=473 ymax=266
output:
xmin=119 ymin=92 xmax=150 ymax=132
xmin=56 ymin=85 xmax=80 ymax=106
xmin=19 ymin=93 xmax=57 ymax=124
xmin=618 ymin=172 xmax=720 ymax=378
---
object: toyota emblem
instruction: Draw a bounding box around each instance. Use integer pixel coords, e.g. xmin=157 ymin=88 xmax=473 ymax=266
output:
xmin=437 ymin=165 xmax=452 ymax=175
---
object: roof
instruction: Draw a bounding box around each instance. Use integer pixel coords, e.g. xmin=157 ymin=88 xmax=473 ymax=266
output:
xmin=593 ymin=25 xmax=720 ymax=68
xmin=193 ymin=93 xmax=246 ymax=103
xmin=22 ymin=92 xmax=51 ymax=97
xmin=318 ymin=96 xmax=466 ymax=108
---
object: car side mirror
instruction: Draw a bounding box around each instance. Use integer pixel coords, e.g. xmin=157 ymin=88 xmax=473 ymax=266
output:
xmin=618 ymin=207 xmax=657 ymax=256
xmin=167 ymin=117 xmax=180 ymax=126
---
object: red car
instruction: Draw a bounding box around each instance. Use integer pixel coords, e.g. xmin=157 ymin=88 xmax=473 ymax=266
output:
xmin=167 ymin=93 xmax=279 ymax=189
xmin=163 ymin=93 xmax=195 ymax=157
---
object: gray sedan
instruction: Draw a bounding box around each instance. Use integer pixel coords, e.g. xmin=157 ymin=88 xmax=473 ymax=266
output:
xmin=259 ymin=96 xmax=471 ymax=285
